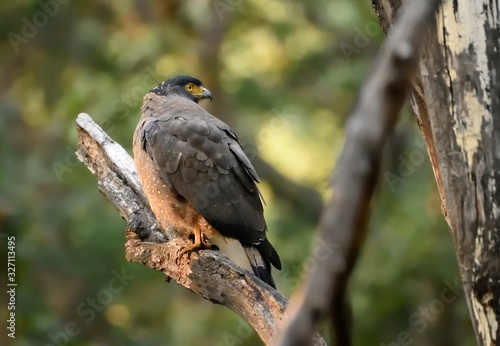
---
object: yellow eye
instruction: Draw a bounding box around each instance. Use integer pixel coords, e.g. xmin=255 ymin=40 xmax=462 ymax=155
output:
xmin=185 ymin=84 xmax=194 ymax=92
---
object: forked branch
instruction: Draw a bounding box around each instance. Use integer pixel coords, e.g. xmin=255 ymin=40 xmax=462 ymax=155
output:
xmin=75 ymin=113 xmax=325 ymax=346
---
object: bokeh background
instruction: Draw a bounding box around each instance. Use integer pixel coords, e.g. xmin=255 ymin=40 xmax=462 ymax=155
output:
xmin=0 ymin=1 xmax=475 ymax=345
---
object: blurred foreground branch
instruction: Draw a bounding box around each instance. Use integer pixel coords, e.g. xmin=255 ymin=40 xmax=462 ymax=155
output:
xmin=75 ymin=113 xmax=325 ymax=346
xmin=276 ymin=0 xmax=441 ymax=345
xmin=375 ymin=0 xmax=500 ymax=343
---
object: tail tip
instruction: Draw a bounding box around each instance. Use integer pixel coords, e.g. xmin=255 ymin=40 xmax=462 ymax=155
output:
xmin=243 ymin=245 xmax=277 ymax=289
xmin=253 ymin=264 xmax=276 ymax=289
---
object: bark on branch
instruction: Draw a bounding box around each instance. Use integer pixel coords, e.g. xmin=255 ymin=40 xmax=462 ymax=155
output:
xmin=75 ymin=112 xmax=324 ymax=346
xmin=276 ymin=0 xmax=442 ymax=345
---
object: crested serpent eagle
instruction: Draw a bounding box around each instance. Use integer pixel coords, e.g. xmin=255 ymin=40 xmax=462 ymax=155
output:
xmin=133 ymin=76 xmax=281 ymax=288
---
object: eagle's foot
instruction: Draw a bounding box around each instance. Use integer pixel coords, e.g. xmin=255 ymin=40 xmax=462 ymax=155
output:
xmin=177 ymin=243 xmax=202 ymax=259
xmin=174 ymin=228 xmax=219 ymax=263
xmin=175 ymin=234 xmax=219 ymax=262
xmin=198 ymin=235 xmax=219 ymax=250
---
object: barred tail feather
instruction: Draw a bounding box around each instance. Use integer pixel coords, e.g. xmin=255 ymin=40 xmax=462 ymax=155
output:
xmin=242 ymin=244 xmax=277 ymax=288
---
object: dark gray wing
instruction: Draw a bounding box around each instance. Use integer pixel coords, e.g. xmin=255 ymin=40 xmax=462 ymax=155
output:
xmin=140 ymin=113 xmax=269 ymax=247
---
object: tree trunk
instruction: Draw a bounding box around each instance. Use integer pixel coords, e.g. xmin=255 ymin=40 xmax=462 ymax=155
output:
xmin=373 ymin=0 xmax=500 ymax=344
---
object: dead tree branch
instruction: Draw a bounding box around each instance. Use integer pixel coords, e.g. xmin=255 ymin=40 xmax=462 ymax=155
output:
xmin=276 ymin=0 xmax=442 ymax=345
xmin=75 ymin=112 xmax=324 ymax=346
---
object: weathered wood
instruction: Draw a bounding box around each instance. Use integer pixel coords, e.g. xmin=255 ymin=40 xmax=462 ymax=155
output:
xmin=276 ymin=0 xmax=442 ymax=345
xmin=420 ymin=1 xmax=500 ymax=344
xmin=372 ymin=0 xmax=448 ymax=222
xmin=373 ymin=0 xmax=500 ymax=344
xmin=75 ymin=112 xmax=325 ymax=346
xmin=75 ymin=113 xmax=166 ymax=243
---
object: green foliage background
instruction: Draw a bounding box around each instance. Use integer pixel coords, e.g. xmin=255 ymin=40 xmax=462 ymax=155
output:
xmin=0 ymin=1 xmax=475 ymax=345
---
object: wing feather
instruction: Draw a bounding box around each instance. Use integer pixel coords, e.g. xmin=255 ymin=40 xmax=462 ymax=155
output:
xmin=141 ymin=113 xmax=267 ymax=244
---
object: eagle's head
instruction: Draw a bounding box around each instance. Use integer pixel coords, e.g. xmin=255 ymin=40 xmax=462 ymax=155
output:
xmin=150 ymin=75 xmax=212 ymax=104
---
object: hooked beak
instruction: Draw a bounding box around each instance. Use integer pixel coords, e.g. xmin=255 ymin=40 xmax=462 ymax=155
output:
xmin=201 ymin=87 xmax=212 ymax=101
